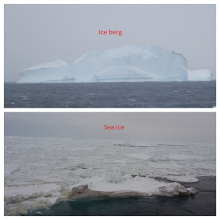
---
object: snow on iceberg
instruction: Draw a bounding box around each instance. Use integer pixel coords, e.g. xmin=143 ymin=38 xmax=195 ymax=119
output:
xmin=17 ymin=45 xmax=211 ymax=83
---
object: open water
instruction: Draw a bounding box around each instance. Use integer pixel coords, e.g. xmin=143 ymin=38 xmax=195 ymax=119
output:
xmin=4 ymin=81 xmax=216 ymax=108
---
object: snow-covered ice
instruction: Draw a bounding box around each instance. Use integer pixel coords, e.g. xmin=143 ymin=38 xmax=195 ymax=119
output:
xmin=17 ymin=45 xmax=212 ymax=83
xmin=4 ymin=137 xmax=215 ymax=215
xmin=74 ymin=174 xmax=196 ymax=196
xmin=5 ymin=184 xmax=61 ymax=203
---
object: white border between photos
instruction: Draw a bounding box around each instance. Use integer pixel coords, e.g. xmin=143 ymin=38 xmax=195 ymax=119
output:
xmin=1 ymin=0 xmax=218 ymax=219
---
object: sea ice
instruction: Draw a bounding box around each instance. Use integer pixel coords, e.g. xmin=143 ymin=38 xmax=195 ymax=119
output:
xmin=4 ymin=183 xmax=61 ymax=203
xmin=166 ymin=175 xmax=199 ymax=183
xmin=73 ymin=174 xmax=196 ymax=196
xmin=4 ymin=137 xmax=215 ymax=215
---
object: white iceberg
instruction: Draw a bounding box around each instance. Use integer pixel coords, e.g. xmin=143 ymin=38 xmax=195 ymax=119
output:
xmin=188 ymin=69 xmax=212 ymax=81
xmin=17 ymin=59 xmax=73 ymax=83
xmin=17 ymin=45 xmax=212 ymax=83
xmin=70 ymin=45 xmax=188 ymax=82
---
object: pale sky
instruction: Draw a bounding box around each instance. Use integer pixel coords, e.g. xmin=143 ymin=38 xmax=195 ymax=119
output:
xmin=4 ymin=112 xmax=216 ymax=143
xmin=4 ymin=4 xmax=216 ymax=82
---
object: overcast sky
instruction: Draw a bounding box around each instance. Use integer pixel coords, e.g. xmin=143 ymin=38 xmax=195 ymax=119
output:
xmin=4 ymin=4 xmax=216 ymax=82
xmin=4 ymin=112 xmax=216 ymax=143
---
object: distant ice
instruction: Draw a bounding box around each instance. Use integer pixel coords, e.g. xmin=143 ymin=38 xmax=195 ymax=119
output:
xmin=188 ymin=69 xmax=212 ymax=81
xmin=126 ymin=154 xmax=152 ymax=160
xmin=166 ymin=176 xmax=199 ymax=183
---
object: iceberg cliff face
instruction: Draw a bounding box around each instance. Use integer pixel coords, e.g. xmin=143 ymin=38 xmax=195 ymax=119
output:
xmin=70 ymin=45 xmax=188 ymax=82
xmin=17 ymin=45 xmax=210 ymax=83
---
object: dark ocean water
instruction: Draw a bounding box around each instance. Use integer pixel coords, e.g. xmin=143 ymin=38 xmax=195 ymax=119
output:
xmin=27 ymin=176 xmax=216 ymax=216
xmin=4 ymin=81 xmax=216 ymax=108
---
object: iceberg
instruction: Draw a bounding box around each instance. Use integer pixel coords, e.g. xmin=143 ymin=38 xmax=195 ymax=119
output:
xmin=17 ymin=45 xmax=211 ymax=83
xmin=17 ymin=59 xmax=73 ymax=83
xmin=70 ymin=45 xmax=188 ymax=82
xmin=188 ymin=69 xmax=212 ymax=81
